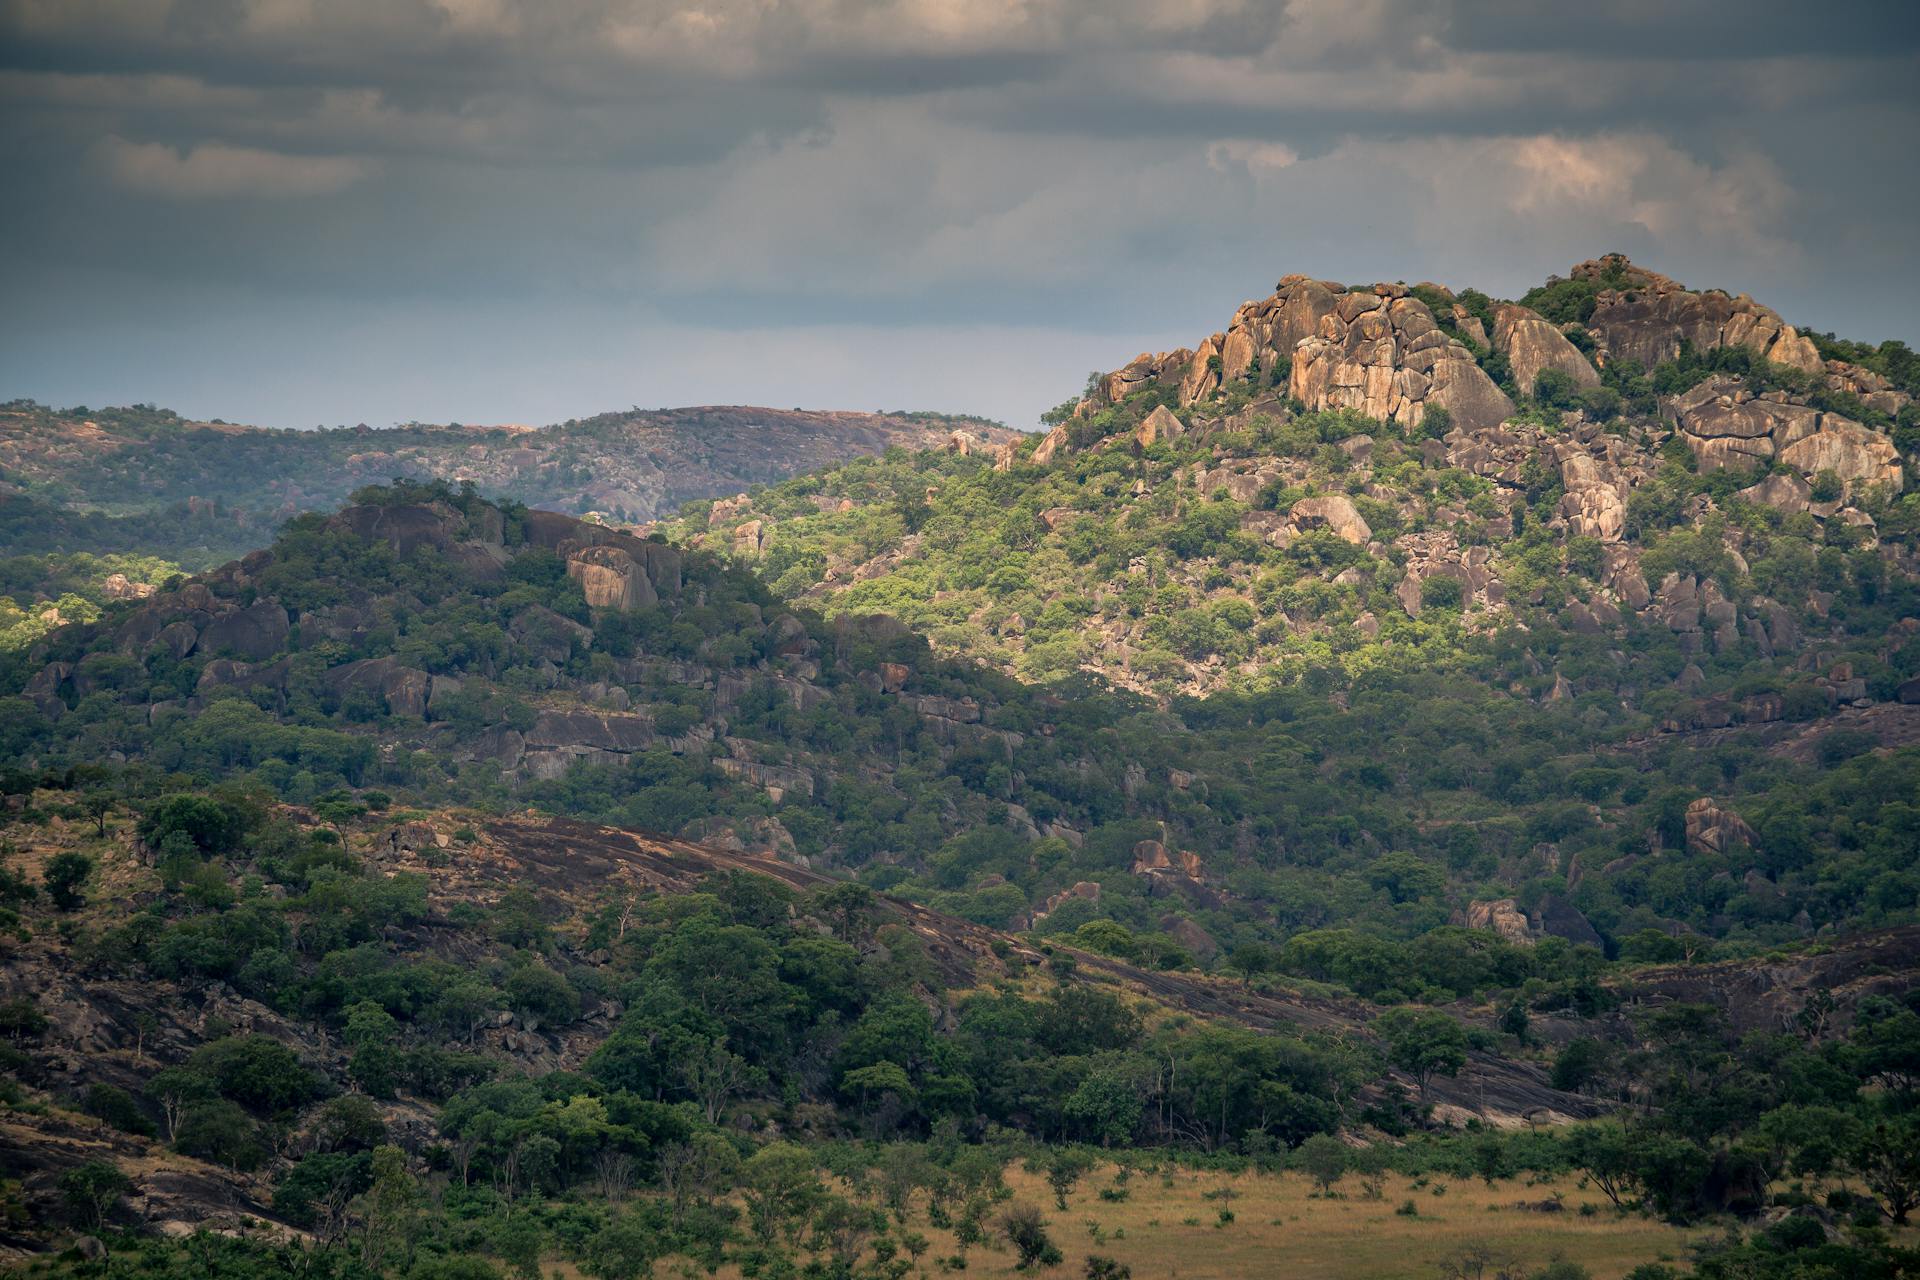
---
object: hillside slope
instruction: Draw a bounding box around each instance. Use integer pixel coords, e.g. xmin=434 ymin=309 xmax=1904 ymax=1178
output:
xmin=0 ymin=400 xmax=1016 ymax=554
xmin=671 ymin=254 xmax=1917 ymax=702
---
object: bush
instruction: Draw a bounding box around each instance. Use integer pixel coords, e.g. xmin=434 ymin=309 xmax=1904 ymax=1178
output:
xmin=1419 ymin=576 xmax=1465 ymax=611
xmin=43 ymin=852 xmax=93 ymax=911
xmin=82 ymin=1083 xmax=155 ymax=1137
xmin=58 ymin=1159 xmax=132 ymax=1228
xmin=1001 ymin=1204 xmax=1062 ymax=1270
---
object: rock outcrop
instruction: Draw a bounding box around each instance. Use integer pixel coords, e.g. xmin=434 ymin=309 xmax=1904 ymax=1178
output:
xmin=1670 ymin=376 xmax=1903 ymax=491
xmin=1491 ymin=303 xmax=1600 ymax=396
xmin=1287 ymin=284 xmax=1514 ymax=431
xmin=1576 ymin=255 xmax=1825 ymax=375
xmin=1684 ymin=797 xmax=1758 ymax=857
xmin=1073 ymin=276 xmax=1514 ymax=436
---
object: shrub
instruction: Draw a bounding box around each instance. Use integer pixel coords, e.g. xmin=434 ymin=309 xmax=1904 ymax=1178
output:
xmin=81 ymin=1083 xmax=155 ymax=1137
xmin=58 ymin=1159 xmax=132 ymax=1228
xmin=1001 ymin=1205 xmax=1062 ymax=1270
xmin=43 ymin=852 xmax=93 ymax=911
xmin=1420 ymin=576 xmax=1464 ymax=612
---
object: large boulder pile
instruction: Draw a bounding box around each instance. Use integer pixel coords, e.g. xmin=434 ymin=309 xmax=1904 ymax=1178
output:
xmin=1670 ymin=376 xmax=1903 ymax=492
xmin=1072 ymin=276 xmax=1514 ymax=434
xmin=1288 ymin=284 xmax=1514 ymax=431
xmin=1575 ymin=255 xmax=1825 ymax=374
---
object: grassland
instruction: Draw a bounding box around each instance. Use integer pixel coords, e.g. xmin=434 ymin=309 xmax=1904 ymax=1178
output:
xmin=627 ymin=1162 xmax=1712 ymax=1280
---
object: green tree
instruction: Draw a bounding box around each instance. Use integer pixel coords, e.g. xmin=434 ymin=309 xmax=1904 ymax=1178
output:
xmin=44 ymin=851 xmax=94 ymax=911
xmin=1373 ymin=1009 xmax=1469 ymax=1101
xmin=1046 ymin=1149 xmax=1094 ymax=1209
xmin=355 ymin=1144 xmax=419 ymax=1270
xmin=58 ymin=1159 xmax=132 ymax=1229
xmin=1295 ymin=1133 xmax=1347 ymax=1194
xmin=1854 ymin=1114 xmax=1920 ymax=1225
xmin=743 ymin=1142 xmax=821 ymax=1244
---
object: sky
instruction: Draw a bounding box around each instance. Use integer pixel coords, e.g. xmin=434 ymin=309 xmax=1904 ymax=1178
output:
xmin=3 ymin=1 xmax=1918 ymax=433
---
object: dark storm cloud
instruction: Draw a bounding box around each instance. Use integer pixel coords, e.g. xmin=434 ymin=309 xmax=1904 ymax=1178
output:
xmin=1 ymin=0 xmax=1916 ymax=431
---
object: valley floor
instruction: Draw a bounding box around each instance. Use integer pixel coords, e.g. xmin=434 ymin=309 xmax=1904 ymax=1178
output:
xmin=680 ymin=1163 xmax=1708 ymax=1280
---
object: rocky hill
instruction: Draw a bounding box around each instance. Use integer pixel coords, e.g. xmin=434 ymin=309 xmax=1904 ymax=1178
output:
xmin=668 ymin=255 xmax=1917 ymax=710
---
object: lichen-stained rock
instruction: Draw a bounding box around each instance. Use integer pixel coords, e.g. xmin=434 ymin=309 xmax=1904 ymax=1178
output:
xmin=1685 ymin=797 xmax=1758 ymax=856
xmin=567 ymin=543 xmax=657 ymax=610
xmin=1577 ymin=255 xmax=1825 ymax=374
xmin=1492 ymin=303 xmax=1600 ymax=396
xmin=1777 ymin=415 xmax=1905 ymax=493
xmin=525 ymin=709 xmax=656 ymax=753
xmin=509 ymin=605 xmax=592 ymax=663
xmin=322 ymin=656 xmax=432 ymax=718
xmin=1533 ymin=894 xmax=1603 ymax=948
xmin=1288 ymin=495 xmax=1372 ymax=544
xmin=327 ymin=501 xmax=465 ymax=555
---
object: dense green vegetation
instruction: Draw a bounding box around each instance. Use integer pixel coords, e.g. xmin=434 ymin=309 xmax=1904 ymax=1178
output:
xmin=3 ymin=778 xmax=1916 ymax=1277
xmin=6 ymin=477 xmax=1919 ymax=990
xmin=5 ymin=262 xmax=1920 ymax=1277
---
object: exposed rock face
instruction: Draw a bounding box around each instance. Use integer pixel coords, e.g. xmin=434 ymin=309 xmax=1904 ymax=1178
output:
xmin=1827 ymin=361 xmax=1912 ymax=418
xmin=1071 ymin=276 xmax=1513 ymax=438
xmin=1670 ymin=376 xmax=1903 ymax=491
xmin=1030 ymin=424 xmax=1069 ymax=466
xmin=1130 ymin=839 xmax=1204 ymax=880
xmin=1030 ymin=880 xmax=1101 ymax=926
xmin=1467 ymin=898 xmax=1533 ymax=945
xmin=196 ymin=600 xmax=289 ymax=661
xmin=1558 ymin=451 xmax=1628 ymax=542
xmin=1136 ymin=404 xmax=1185 ymax=446
xmin=1465 ymin=895 xmax=1600 ymax=949
xmin=1289 ymin=285 xmax=1514 ymax=431
xmin=1492 ymin=303 xmax=1600 ymax=396
xmin=1288 ymin=495 xmax=1372 ymax=545
xmin=1577 ymin=255 xmax=1825 ymax=375
xmin=1685 ymin=797 xmax=1758 ymax=856
xmin=559 ymin=532 xmax=683 ymax=609
xmin=322 ymin=657 xmax=435 ymax=719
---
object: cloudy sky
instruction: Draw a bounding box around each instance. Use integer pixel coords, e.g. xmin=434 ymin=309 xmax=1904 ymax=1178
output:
xmin=3 ymin=1 xmax=1918 ymax=431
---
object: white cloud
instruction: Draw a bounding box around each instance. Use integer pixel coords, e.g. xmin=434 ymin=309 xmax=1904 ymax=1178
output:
xmin=94 ymin=136 xmax=371 ymax=199
xmin=1206 ymin=139 xmax=1300 ymax=179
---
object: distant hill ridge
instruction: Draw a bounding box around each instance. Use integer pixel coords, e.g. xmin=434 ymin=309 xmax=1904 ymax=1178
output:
xmin=0 ymin=400 xmax=1017 ymax=537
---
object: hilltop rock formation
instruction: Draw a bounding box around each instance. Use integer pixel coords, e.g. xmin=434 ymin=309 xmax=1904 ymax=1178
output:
xmin=1288 ymin=283 xmax=1514 ymax=430
xmin=1574 ymin=254 xmax=1825 ymax=374
xmin=1492 ymin=302 xmax=1600 ymax=396
xmin=1077 ymin=277 xmax=1514 ymax=433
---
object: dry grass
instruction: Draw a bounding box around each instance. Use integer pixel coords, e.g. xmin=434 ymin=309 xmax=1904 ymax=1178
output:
xmin=662 ymin=1162 xmax=1712 ymax=1280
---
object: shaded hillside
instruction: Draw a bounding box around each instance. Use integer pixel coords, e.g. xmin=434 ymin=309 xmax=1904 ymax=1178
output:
xmin=0 ymin=399 xmax=1017 ymax=541
xmin=6 ymin=478 xmax=1918 ymax=991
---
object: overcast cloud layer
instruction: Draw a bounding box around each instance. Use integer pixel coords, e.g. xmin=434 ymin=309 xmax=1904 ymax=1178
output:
xmin=3 ymin=0 xmax=1918 ymax=430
